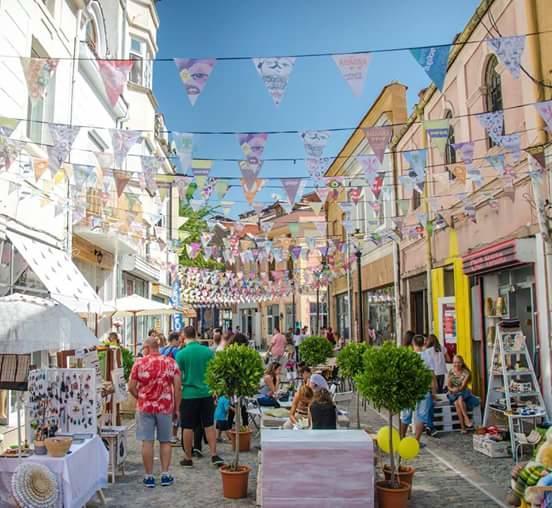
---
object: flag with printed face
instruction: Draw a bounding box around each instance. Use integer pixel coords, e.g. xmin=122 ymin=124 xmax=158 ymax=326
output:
xmin=97 ymin=59 xmax=134 ymax=107
xmin=238 ymin=133 xmax=268 ymax=165
xmin=111 ymin=129 xmax=141 ymax=169
xmin=363 ymin=126 xmax=392 ymax=164
xmin=452 ymin=142 xmax=475 ymax=165
xmin=371 ymin=175 xmax=384 ymax=200
xmin=175 ymin=175 xmax=192 ymax=198
xmin=424 ymin=119 xmax=450 ymax=156
xmin=32 ymin=158 xmax=49 ymax=182
xmin=301 ymin=130 xmax=330 ymax=158
xmin=175 ymin=58 xmax=216 ymax=106
xmin=253 ymin=57 xmax=296 ymax=106
xmin=0 ymin=136 xmax=24 ymax=172
xmin=20 ymin=57 xmax=58 ymax=103
xmin=348 ymin=187 xmax=363 ymax=205
xmin=487 ymin=36 xmax=525 ymax=79
xmin=410 ymin=45 xmax=452 ymax=91
xmin=332 ymin=53 xmax=371 ymax=96
xmin=47 ymin=124 xmax=80 ymax=176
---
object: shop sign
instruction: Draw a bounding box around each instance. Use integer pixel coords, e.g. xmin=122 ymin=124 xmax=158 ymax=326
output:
xmin=171 ymin=279 xmax=183 ymax=332
xmin=463 ymin=240 xmax=520 ymax=275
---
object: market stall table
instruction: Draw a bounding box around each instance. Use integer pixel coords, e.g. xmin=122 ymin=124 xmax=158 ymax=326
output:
xmin=0 ymin=435 xmax=108 ymax=508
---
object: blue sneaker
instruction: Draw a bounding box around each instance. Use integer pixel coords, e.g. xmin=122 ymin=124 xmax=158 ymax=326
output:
xmin=143 ymin=476 xmax=155 ymax=488
xmin=160 ymin=474 xmax=174 ymax=487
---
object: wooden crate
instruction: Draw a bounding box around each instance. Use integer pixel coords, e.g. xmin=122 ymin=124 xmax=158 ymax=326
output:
xmin=473 ymin=434 xmax=510 ymax=458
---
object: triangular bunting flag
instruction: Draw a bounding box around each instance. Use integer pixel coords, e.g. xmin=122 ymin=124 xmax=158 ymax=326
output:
xmin=281 ymin=178 xmax=305 ymax=206
xmin=0 ymin=117 xmax=20 ymax=137
xmin=535 ymin=101 xmax=552 ymax=133
xmin=410 ymin=45 xmax=452 ymax=91
xmin=32 ymin=158 xmax=48 ymax=182
xmin=192 ymin=160 xmax=212 ymax=189
xmin=301 ymin=131 xmax=330 ymax=158
xmin=72 ymin=164 xmax=95 ymax=189
xmin=47 ymin=124 xmax=80 ymax=175
xmin=215 ymin=179 xmax=229 ymax=200
xmin=0 ymin=137 xmax=23 ymax=172
xmin=141 ymin=155 xmax=161 ymax=195
xmin=424 ymin=119 xmax=450 ymax=156
xmin=498 ymin=134 xmax=521 ymax=164
xmin=357 ymin=154 xmax=381 ymax=184
xmin=371 ymin=175 xmax=384 ymax=200
xmin=487 ymin=36 xmax=525 ymax=79
xmin=189 ymin=199 xmax=205 ymax=212
xmin=486 ymin=154 xmax=505 ymax=176
xmin=332 ymin=53 xmax=370 ymax=96
xmin=477 ymin=111 xmax=504 ymax=144
xmin=111 ymin=129 xmax=141 ymax=169
xmin=403 ymin=149 xmax=427 ymax=182
xmin=174 ymin=58 xmax=216 ymax=106
xmin=310 ymin=201 xmax=324 ymax=215
xmin=238 ymin=133 xmax=268 ymax=165
xmin=451 ymin=142 xmax=475 ymax=165
xmin=252 ymin=57 xmax=296 ymax=106
xmin=20 ymin=57 xmax=58 ymax=103
xmin=315 ymin=187 xmax=330 ymax=204
xmin=363 ymin=126 xmax=392 ymax=163
xmin=173 ymin=132 xmax=193 ymax=173
xmin=97 ymin=59 xmax=134 ymax=107
xmin=175 ymin=175 xmax=192 ymax=198
xmin=114 ymin=171 xmax=130 ymax=197
xmin=348 ymin=187 xmax=363 ymax=205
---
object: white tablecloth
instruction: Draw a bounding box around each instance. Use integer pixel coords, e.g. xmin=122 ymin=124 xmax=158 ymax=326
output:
xmin=0 ymin=435 xmax=108 ymax=508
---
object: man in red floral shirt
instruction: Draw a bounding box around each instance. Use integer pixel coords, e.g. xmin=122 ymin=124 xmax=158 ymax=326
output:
xmin=129 ymin=337 xmax=181 ymax=488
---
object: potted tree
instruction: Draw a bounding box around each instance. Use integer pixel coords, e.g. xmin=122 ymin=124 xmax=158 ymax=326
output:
xmin=299 ymin=335 xmax=334 ymax=367
xmin=355 ymin=342 xmax=432 ymax=508
xmin=336 ymin=342 xmax=368 ymax=429
xmin=206 ymin=344 xmax=265 ymax=499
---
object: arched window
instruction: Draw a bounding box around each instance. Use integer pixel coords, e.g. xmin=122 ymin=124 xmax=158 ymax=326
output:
xmin=485 ymin=55 xmax=504 ymax=147
xmin=444 ymin=110 xmax=456 ymax=165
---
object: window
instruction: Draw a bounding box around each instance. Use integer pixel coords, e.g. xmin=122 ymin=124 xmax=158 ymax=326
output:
xmin=412 ymin=189 xmax=421 ymax=210
xmin=129 ymin=37 xmax=152 ymax=89
xmin=485 ymin=56 xmax=504 ymax=148
xmin=285 ymin=303 xmax=294 ymax=330
xmin=444 ymin=110 xmax=456 ymax=165
xmin=309 ymin=302 xmax=328 ymax=334
xmin=267 ymin=304 xmax=280 ymax=335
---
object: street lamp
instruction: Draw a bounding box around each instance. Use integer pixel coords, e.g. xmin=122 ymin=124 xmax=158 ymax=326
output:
xmin=354 ymin=230 xmax=364 ymax=343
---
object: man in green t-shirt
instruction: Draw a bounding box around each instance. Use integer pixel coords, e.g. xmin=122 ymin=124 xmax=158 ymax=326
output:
xmin=175 ymin=326 xmax=223 ymax=468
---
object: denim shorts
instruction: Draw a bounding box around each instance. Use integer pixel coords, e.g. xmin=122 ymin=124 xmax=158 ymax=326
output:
xmin=136 ymin=411 xmax=173 ymax=442
xmin=400 ymin=392 xmax=433 ymax=426
xmin=447 ymin=389 xmax=480 ymax=410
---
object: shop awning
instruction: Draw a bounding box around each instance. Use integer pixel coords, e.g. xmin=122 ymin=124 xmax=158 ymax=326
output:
xmin=7 ymin=231 xmax=104 ymax=314
xmin=181 ymin=304 xmax=196 ymax=318
xmin=462 ymin=238 xmax=535 ymax=276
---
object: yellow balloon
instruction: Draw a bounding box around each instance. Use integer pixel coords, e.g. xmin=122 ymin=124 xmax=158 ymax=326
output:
xmin=376 ymin=426 xmax=400 ymax=454
xmin=398 ymin=437 xmax=420 ymax=460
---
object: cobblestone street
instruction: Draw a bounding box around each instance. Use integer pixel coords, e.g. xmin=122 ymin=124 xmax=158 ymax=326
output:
xmin=92 ymin=402 xmax=513 ymax=508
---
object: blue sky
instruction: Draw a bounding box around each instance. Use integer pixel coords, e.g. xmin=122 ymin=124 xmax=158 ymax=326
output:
xmin=154 ymin=0 xmax=481 ymax=215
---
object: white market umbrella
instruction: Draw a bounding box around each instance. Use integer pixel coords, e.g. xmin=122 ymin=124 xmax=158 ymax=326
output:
xmin=0 ymin=294 xmax=99 ymax=354
xmin=0 ymin=293 xmax=99 ymax=456
xmin=106 ymin=294 xmax=176 ymax=353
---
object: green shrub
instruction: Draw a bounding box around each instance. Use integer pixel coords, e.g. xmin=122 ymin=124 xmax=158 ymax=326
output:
xmin=206 ymin=345 xmax=264 ymax=469
xmin=299 ymin=336 xmax=333 ymax=366
xmin=355 ymin=342 xmax=432 ymax=488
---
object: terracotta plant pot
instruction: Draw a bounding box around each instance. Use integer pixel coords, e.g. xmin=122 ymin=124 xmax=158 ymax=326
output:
xmin=383 ymin=464 xmax=415 ymax=498
xmin=376 ymin=480 xmax=410 ymax=508
xmin=229 ymin=429 xmax=252 ymax=452
xmin=220 ymin=465 xmax=251 ymax=499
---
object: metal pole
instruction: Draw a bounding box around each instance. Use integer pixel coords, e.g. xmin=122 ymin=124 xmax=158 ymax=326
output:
xmin=356 ymin=248 xmax=364 ymax=343
xmin=315 ymin=285 xmax=320 ymax=335
xmin=346 ymin=235 xmax=353 ymax=341
xmin=292 ymin=281 xmax=296 ymax=331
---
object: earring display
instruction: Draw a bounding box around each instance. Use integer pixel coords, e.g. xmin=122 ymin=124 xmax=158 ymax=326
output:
xmin=27 ymin=368 xmax=98 ymax=440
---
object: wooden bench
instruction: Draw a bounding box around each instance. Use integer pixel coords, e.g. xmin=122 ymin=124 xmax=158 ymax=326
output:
xmin=431 ymin=394 xmax=482 ymax=433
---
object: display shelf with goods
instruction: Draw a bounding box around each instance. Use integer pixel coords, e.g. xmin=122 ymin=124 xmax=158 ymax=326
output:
xmin=482 ymin=321 xmax=549 ymax=460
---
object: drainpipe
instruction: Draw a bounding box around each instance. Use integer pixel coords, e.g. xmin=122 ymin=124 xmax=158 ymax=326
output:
xmin=417 ymin=102 xmax=434 ymax=335
xmin=391 ymin=148 xmax=403 ymax=345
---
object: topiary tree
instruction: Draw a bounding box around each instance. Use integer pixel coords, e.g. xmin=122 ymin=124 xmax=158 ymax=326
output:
xmin=206 ymin=345 xmax=264 ymax=470
xmin=299 ymin=336 xmax=334 ymax=367
xmin=355 ymin=342 xmax=432 ymax=488
xmin=337 ymin=342 xmax=368 ymax=429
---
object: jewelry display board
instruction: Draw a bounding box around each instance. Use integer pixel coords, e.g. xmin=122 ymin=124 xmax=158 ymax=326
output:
xmin=27 ymin=368 xmax=98 ymax=437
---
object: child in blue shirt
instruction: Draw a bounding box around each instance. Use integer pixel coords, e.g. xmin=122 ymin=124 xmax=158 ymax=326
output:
xmin=214 ymin=395 xmax=233 ymax=442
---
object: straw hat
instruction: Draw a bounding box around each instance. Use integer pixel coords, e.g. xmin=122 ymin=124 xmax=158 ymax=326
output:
xmin=11 ymin=462 xmax=59 ymax=508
